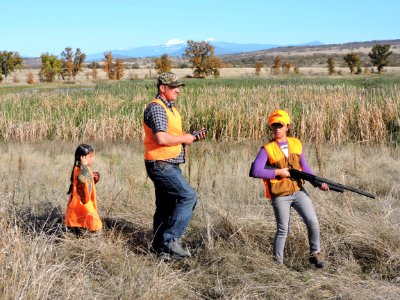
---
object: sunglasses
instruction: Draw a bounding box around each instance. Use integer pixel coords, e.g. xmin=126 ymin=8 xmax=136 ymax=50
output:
xmin=270 ymin=123 xmax=285 ymax=128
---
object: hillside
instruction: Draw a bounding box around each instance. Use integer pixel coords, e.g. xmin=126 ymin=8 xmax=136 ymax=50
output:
xmin=220 ymin=39 xmax=400 ymax=67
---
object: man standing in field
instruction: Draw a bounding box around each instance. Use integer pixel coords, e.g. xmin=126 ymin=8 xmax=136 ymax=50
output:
xmin=143 ymin=72 xmax=206 ymax=259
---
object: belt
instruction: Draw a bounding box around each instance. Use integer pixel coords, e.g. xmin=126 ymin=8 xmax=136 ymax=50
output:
xmin=145 ymin=160 xmax=179 ymax=167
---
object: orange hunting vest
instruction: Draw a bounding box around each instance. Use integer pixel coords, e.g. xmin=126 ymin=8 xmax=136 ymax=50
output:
xmin=65 ymin=166 xmax=102 ymax=231
xmin=262 ymin=137 xmax=304 ymax=199
xmin=144 ymin=98 xmax=183 ymax=160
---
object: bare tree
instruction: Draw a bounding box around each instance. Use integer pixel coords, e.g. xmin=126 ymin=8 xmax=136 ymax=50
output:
xmin=103 ymin=52 xmax=115 ymax=79
xmin=271 ymin=56 xmax=282 ymax=75
xmin=61 ymin=47 xmax=86 ymax=80
xmin=255 ymin=61 xmax=263 ymax=76
xmin=72 ymin=48 xmax=86 ymax=78
xmin=115 ymin=59 xmax=125 ymax=80
xmin=327 ymin=57 xmax=335 ymax=75
xmin=102 ymin=52 xmax=124 ymax=80
xmin=282 ymin=60 xmax=292 ymax=74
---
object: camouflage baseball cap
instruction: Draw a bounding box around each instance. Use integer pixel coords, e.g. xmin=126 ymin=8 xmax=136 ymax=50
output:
xmin=157 ymin=72 xmax=185 ymax=87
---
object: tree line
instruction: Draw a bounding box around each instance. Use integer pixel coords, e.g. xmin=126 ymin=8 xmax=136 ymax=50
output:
xmin=0 ymin=43 xmax=394 ymax=83
xmin=252 ymin=44 xmax=393 ymax=76
xmin=329 ymin=44 xmax=392 ymax=75
xmin=1 ymin=40 xmax=224 ymax=83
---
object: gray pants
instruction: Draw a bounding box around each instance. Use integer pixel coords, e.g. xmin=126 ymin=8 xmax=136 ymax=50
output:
xmin=271 ymin=190 xmax=321 ymax=264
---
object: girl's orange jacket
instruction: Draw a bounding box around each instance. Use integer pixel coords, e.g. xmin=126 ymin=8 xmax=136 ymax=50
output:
xmin=65 ymin=165 xmax=102 ymax=231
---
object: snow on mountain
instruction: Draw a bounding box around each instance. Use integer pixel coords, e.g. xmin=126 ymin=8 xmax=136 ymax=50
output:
xmin=85 ymin=40 xmax=324 ymax=61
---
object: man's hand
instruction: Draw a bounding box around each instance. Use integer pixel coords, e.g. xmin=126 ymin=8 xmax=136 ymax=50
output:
xmin=192 ymin=128 xmax=208 ymax=141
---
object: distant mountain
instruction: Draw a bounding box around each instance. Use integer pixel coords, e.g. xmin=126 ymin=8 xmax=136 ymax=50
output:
xmin=86 ymin=42 xmax=186 ymax=61
xmin=295 ymin=41 xmax=325 ymax=46
xmin=85 ymin=40 xmax=323 ymax=61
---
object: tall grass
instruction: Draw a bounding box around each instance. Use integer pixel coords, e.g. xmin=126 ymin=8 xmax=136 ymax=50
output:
xmin=1 ymin=75 xmax=400 ymax=144
xmin=0 ymin=141 xmax=399 ymax=299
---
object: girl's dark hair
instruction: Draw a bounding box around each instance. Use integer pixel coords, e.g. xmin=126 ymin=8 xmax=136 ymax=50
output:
xmin=67 ymin=144 xmax=94 ymax=194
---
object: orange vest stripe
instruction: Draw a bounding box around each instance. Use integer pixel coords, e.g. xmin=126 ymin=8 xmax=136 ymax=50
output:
xmin=65 ymin=166 xmax=102 ymax=231
xmin=144 ymin=98 xmax=183 ymax=160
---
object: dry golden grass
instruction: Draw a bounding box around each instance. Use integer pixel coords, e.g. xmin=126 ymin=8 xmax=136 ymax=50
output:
xmin=5 ymin=67 xmax=400 ymax=86
xmin=0 ymin=76 xmax=399 ymax=298
xmin=0 ymin=141 xmax=399 ymax=299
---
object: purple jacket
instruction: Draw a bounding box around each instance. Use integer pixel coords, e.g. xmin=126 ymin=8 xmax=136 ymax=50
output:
xmin=250 ymin=141 xmax=314 ymax=179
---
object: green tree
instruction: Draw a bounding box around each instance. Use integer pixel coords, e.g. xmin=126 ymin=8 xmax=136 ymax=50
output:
xmin=39 ymin=53 xmax=62 ymax=82
xmin=0 ymin=51 xmax=23 ymax=83
xmin=343 ymin=52 xmax=361 ymax=74
xmin=327 ymin=57 xmax=335 ymax=75
xmin=183 ymin=40 xmax=223 ymax=77
xmin=154 ymin=54 xmax=172 ymax=74
xmin=368 ymin=44 xmax=392 ymax=74
xmin=61 ymin=47 xmax=86 ymax=80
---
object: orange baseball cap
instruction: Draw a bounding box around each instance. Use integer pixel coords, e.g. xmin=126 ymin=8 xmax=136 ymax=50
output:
xmin=268 ymin=109 xmax=290 ymax=126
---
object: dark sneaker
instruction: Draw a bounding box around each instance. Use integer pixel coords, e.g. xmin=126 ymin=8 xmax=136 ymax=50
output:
xmin=162 ymin=239 xmax=190 ymax=258
xmin=157 ymin=252 xmax=172 ymax=262
xmin=309 ymin=251 xmax=326 ymax=268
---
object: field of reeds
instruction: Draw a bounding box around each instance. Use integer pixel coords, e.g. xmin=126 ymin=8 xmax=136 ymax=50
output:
xmin=1 ymin=75 xmax=400 ymax=299
xmin=1 ymin=75 xmax=400 ymax=145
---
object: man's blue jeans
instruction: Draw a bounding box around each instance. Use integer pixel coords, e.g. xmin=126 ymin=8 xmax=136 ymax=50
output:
xmin=145 ymin=161 xmax=197 ymax=249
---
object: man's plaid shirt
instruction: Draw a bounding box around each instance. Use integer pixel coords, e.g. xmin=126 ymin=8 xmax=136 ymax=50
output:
xmin=143 ymin=95 xmax=185 ymax=164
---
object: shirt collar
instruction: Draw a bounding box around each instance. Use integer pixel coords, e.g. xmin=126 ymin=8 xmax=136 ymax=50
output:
xmin=156 ymin=94 xmax=174 ymax=109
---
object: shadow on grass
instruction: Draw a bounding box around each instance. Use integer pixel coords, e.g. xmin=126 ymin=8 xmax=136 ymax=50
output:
xmin=102 ymin=217 xmax=153 ymax=255
xmin=13 ymin=203 xmax=153 ymax=254
xmin=14 ymin=203 xmax=65 ymax=237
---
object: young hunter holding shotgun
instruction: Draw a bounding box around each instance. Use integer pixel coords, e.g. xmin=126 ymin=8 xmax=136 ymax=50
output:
xmin=250 ymin=109 xmax=329 ymax=268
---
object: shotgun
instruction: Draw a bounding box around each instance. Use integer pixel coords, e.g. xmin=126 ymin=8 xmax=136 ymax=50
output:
xmin=289 ymin=169 xmax=376 ymax=199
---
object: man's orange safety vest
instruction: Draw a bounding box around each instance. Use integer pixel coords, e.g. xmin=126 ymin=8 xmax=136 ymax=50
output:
xmin=143 ymin=98 xmax=183 ymax=160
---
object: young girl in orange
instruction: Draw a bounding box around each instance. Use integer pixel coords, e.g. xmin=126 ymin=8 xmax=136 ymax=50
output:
xmin=65 ymin=144 xmax=102 ymax=233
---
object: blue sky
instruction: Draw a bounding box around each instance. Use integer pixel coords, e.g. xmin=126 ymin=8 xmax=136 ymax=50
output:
xmin=1 ymin=0 xmax=399 ymax=57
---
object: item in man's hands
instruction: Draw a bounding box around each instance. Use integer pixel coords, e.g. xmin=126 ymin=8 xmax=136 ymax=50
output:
xmin=191 ymin=128 xmax=208 ymax=139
